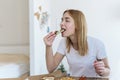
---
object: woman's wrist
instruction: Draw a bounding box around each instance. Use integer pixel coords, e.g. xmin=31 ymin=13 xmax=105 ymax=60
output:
xmin=46 ymin=45 xmax=52 ymax=48
xmin=100 ymin=68 xmax=110 ymax=77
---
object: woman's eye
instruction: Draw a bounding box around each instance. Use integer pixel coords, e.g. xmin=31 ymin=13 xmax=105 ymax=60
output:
xmin=66 ymin=20 xmax=70 ymax=22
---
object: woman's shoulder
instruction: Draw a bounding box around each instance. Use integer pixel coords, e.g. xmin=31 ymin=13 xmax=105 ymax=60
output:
xmin=87 ymin=36 xmax=104 ymax=45
xmin=58 ymin=38 xmax=66 ymax=47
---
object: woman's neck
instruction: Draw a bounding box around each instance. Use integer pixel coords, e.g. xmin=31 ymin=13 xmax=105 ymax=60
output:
xmin=69 ymin=36 xmax=78 ymax=50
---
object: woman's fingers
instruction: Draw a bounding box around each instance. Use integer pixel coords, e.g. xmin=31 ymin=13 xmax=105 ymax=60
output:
xmin=94 ymin=60 xmax=106 ymax=76
xmin=44 ymin=31 xmax=56 ymax=46
xmin=47 ymin=34 xmax=56 ymax=41
xmin=94 ymin=61 xmax=105 ymax=67
xmin=46 ymin=32 xmax=54 ymax=38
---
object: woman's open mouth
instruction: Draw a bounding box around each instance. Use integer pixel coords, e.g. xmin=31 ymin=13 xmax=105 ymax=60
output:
xmin=60 ymin=28 xmax=66 ymax=33
xmin=54 ymin=28 xmax=66 ymax=35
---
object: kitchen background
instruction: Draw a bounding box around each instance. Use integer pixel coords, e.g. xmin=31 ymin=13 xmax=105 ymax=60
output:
xmin=0 ymin=0 xmax=29 ymax=55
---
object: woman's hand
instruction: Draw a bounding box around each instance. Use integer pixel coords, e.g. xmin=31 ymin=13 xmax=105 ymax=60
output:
xmin=44 ymin=32 xmax=56 ymax=47
xmin=94 ymin=60 xmax=107 ymax=76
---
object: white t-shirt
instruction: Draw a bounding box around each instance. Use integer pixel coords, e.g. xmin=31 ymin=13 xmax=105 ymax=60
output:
xmin=57 ymin=36 xmax=107 ymax=77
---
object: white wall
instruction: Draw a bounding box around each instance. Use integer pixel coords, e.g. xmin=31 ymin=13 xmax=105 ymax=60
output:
xmin=50 ymin=0 xmax=120 ymax=80
xmin=0 ymin=0 xmax=29 ymax=55
xmin=29 ymin=0 xmax=51 ymax=75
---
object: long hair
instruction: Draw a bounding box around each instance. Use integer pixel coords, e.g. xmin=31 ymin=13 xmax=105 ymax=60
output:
xmin=63 ymin=9 xmax=88 ymax=56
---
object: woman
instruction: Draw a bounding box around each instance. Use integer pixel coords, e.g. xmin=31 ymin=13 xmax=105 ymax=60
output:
xmin=44 ymin=9 xmax=110 ymax=77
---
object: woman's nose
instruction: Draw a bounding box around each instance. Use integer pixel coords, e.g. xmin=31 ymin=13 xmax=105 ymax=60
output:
xmin=60 ymin=23 xmax=63 ymax=27
xmin=60 ymin=21 xmax=64 ymax=26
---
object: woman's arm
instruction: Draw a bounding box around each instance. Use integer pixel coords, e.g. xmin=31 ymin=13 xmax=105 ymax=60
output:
xmin=102 ymin=58 xmax=110 ymax=76
xmin=44 ymin=32 xmax=64 ymax=73
xmin=46 ymin=46 xmax=64 ymax=73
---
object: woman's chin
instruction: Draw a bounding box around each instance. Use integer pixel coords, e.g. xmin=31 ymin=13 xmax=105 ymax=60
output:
xmin=61 ymin=34 xmax=67 ymax=37
xmin=61 ymin=34 xmax=65 ymax=37
xmin=61 ymin=35 xmax=64 ymax=37
xmin=61 ymin=33 xmax=68 ymax=37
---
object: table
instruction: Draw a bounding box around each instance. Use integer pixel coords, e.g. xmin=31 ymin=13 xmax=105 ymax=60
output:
xmin=29 ymin=75 xmax=109 ymax=80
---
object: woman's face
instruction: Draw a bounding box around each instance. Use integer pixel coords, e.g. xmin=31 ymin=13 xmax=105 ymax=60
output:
xmin=60 ymin=12 xmax=75 ymax=37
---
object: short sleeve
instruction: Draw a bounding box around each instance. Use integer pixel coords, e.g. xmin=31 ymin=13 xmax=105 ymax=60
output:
xmin=96 ymin=40 xmax=107 ymax=59
xmin=56 ymin=38 xmax=66 ymax=55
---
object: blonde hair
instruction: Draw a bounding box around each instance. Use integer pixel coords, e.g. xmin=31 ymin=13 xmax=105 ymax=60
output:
xmin=63 ymin=9 xmax=88 ymax=56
